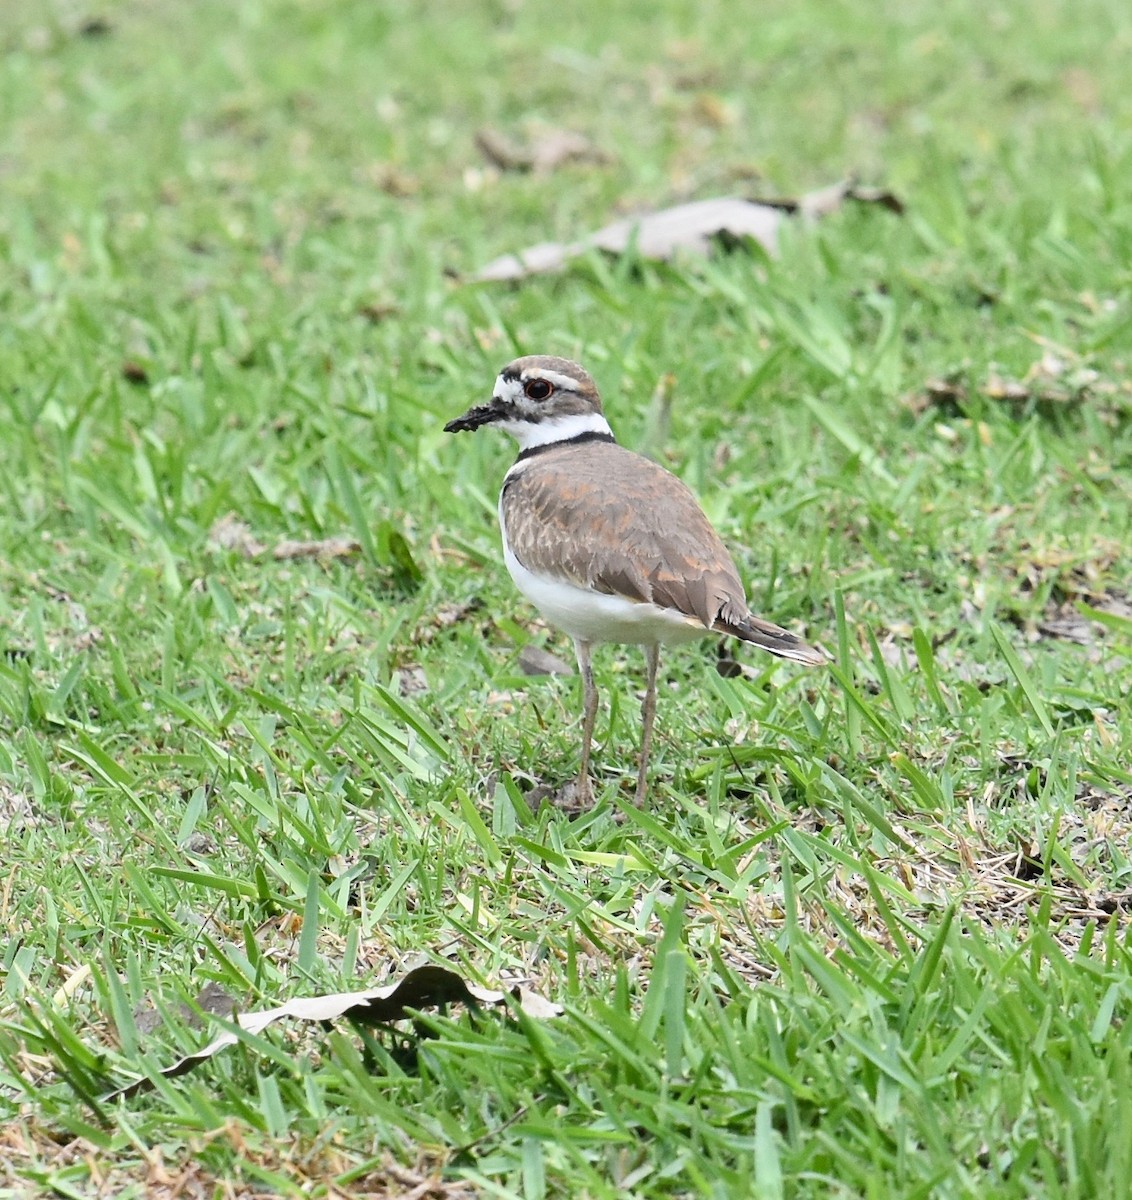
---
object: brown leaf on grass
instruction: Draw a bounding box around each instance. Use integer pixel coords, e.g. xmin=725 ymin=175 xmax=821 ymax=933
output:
xmin=797 ymin=181 xmax=904 ymax=217
xmin=475 ymin=125 xmax=612 ymax=175
xmin=207 ymin=513 xmax=267 ymax=558
xmin=474 ymin=127 xmax=529 ymax=170
xmin=0 ymin=1122 xmax=476 ymax=1199
xmin=689 ymin=93 xmax=735 ymax=129
xmin=78 ymin=17 xmax=113 ymax=38
xmin=0 ymin=781 xmax=36 ymax=831
xmin=105 ymin=965 xmax=560 ymax=1101
xmin=367 ymin=162 xmax=420 ymax=197
xmin=1037 ymin=587 xmax=1132 ymax=646
xmin=518 ymin=645 xmax=574 ymax=676
xmin=907 ymin=375 xmax=967 ymax=413
xmin=473 ymin=198 xmax=780 ymax=281
xmin=208 ymin=516 xmax=362 ymax=562
xmin=357 ymin=300 xmax=400 ymax=323
xmin=395 ymin=664 xmax=429 ymax=696
xmin=906 ymin=352 xmax=1102 ymax=416
xmin=73 ymin=626 xmax=103 ymax=651
xmin=526 ymin=777 xmax=595 ymax=818
xmin=976 ymin=545 xmax=1131 ymax=661
xmin=120 ymin=359 xmax=149 ymax=384
xmin=470 ymin=180 xmax=901 ymax=281
xmin=414 ymin=597 xmax=484 ymax=644
xmin=983 ymin=374 xmax=1040 ymax=403
xmin=1034 ymin=613 xmax=1094 ymax=645
xmin=133 ymin=981 xmax=238 ymax=1037
xmin=368 ymin=1158 xmax=479 ymax=1200
xmin=207 ymin=511 xmax=357 ymax=556
xmin=1008 ymin=837 xmax=1045 ymax=882
xmin=272 ymin=535 xmax=361 ymax=561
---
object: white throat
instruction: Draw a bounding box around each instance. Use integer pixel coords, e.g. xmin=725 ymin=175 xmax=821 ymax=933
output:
xmin=497 ymin=410 xmax=614 ymax=452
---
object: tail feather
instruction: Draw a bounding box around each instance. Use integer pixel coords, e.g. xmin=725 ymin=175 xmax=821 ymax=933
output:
xmin=715 ymin=610 xmax=827 ymax=666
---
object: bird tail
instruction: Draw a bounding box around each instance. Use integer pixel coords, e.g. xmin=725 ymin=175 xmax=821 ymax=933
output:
xmin=716 ymin=610 xmax=827 ymax=666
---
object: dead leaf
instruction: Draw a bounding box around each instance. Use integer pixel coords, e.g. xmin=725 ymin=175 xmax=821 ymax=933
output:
xmin=105 ymin=965 xmax=560 ymax=1101
xmin=366 ymin=162 xmax=419 ymax=197
xmin=799 ymin=182 xmax=904 ymax=217
xmin=689 ymin=94 xmax=735 ymax=129
xmin=526 ymin=777 xmax=596 ymax=818
xmin=395 ymin=664 xmax=429 ymax=696
xmin=470 ymin=180 xmax=901 ymax=281
xmin=133 ymin=982 xmax=238 ymax=1037
xmin=357 ymin=300 xmax=399 ymax=323
xmin=1009 ymin=837 xmax=1045 ymax=881
xmin=518 ymin=645 xmax=574 ymax=676
xmin=1037 ymin=588 xmax=1132 ymax=645
xmin=0 ymin=781 xmax=36 ymax=831
xmin=272 ymin=535 xmax=361 ymax=561
xmin=208 ymin=513 xmax=266 ymax=558
xmin=983 ymin=373 xmax=1035 ymax=402
xmin=182 ymin=831 xmax=216 ymax=856
xmin=474 ymin=128 xmax=530 ymax=170
xmin=475 ymin=125 xmax=611 ymax=175
xmin=120 ymin=359 xmax=149 ymax=384
xmin=906 ymin=355 xmax=1102 ymax=415
xmin=73 ymin=627 xmax=103 ymax=651
xmin=414 ymin=597 xmax=484 ymax=644
xmin=529 ymin=128 xmax=610 ymax=173
xmin=1095 ymin=890 xmax=1132 ymax=914
xmin=78 ymin=17 xmax=113 ymax=37
xmin=473 ymin=198 xmax=781 ymax=281
xmin=473 ymin=239 xmax=585 ymax=282
xmin=1035 ymin=611 xmax=1093 ymax=645
xmin=209 ymin=516 xmax=366 ymax=564
xmin=0 ymin=1119 xmax=475 ymax=1197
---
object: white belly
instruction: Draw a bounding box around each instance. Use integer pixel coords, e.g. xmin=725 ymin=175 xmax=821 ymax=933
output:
xmin=502 ymin=542 xmax=709 ymax=646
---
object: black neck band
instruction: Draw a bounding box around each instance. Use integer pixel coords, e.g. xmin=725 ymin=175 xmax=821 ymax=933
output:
xmin=516 ymin=430 xmax=616 ymax=462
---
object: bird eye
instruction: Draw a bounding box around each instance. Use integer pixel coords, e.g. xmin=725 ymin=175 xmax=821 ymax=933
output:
xmin=524 ymin=379 xmax=552 ymax=401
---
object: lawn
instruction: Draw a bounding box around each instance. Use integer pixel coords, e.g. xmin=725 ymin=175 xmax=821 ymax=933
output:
xmin=2 ymin=0 xmax=1131 ymax=1195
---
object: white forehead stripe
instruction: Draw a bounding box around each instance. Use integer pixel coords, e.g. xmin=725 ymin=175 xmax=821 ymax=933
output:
xmin=493 ymin=375 xmax=522 ymax=400
xmin=493 ymin=368 xmax=589 ymax=399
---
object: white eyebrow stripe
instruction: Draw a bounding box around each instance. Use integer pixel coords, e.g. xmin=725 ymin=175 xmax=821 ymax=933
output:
xmin=521 ymin=368 xmax=588 ymax=392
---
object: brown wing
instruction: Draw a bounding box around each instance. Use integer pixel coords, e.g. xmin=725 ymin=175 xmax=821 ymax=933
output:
xmin=502 ymin=442 xmax=745 ymax=625
xmin=502 ymin=441 xmax=825 ymax=664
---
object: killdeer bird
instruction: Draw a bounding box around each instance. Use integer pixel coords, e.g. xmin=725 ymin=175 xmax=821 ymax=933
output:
xmin=445 ymin=355 xmax=824 ymax=807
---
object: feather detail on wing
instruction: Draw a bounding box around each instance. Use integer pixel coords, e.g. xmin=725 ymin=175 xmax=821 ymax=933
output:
xmin=500 ymin=441 xmax=825 ymax=664
xmin=714 ymin=608 xmax=827 ymax=665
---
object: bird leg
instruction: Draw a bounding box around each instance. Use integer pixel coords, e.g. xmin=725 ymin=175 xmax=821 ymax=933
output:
xmin=572 ymin=637 xmax=597 ymax=807
xmin=635 ymin=643 xmax=661 ymax=805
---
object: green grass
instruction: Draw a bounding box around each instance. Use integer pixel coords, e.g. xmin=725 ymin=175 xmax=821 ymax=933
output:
xmin=2 ymin=0 xmax=1132 ymax=1195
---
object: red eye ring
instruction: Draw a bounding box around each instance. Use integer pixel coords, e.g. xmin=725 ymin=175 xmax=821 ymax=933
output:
xmin=524 ymin=379 xmax=552 ymax=401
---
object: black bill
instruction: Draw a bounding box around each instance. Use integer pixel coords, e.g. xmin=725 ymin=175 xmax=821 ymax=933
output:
xmin=443 ymin=401 xmax=502 ymax=433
